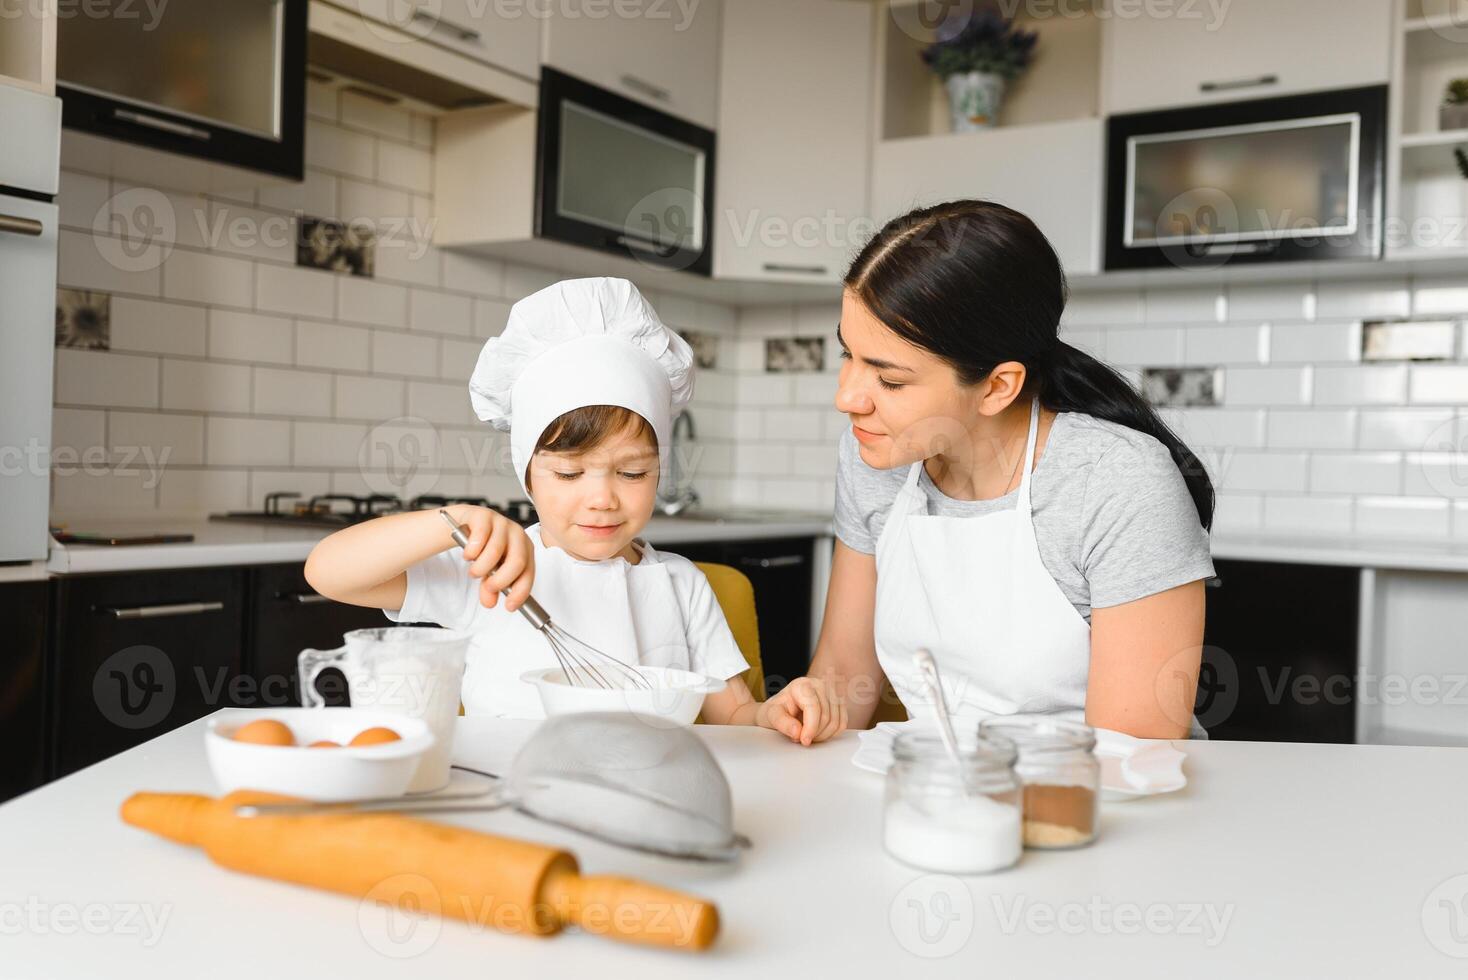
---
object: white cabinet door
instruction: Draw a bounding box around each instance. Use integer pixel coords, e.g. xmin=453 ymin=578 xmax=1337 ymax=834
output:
xmin=350 ymin=0 xmax=539 ymax=78
xmin=1102 ymin=0 xmax=1392 ymax=114
xmin=0 ymin=196 xmax=56 ymax=562
xmin=542 ymin=0 xmax=721 ymax=127
xmin=869 ymin=119 xmax=1105 ymax=277
xmin=713 ymin=0 xmax=872 ymax=283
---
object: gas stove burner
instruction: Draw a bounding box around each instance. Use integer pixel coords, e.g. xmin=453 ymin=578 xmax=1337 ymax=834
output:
xmin=212 ymin=491 xmax=536 ymax=529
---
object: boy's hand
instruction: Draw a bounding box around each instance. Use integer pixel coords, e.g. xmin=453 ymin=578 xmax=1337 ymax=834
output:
xmin=448 ymin=506 xmax=535 ymax=612
xmin=755 ymin=677 xmax=847 ymax=746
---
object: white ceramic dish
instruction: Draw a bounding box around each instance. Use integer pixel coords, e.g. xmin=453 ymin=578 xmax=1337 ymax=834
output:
xmin=521 ymin=665 xmax=726 ymax=726
xmin=205 ymin=708 xmax=435 ymax=802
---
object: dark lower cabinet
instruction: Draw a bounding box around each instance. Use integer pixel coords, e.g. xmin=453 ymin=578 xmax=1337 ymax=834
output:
xmin=1 ymin=581 xmax=48 ymax=803
xmin=243 ymin=563 xmax=388 ymax=708
xmin=49 ymin=568 xmax=245 ymax=779
xmin=1200 ymin=559 xmax=1360 ymax=743
xmin=668 ymin=536 xmax=817 ymax=697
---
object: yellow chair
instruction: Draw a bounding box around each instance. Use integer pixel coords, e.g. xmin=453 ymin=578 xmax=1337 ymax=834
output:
xmin=695 ymin=561 xmax=766 ymax=704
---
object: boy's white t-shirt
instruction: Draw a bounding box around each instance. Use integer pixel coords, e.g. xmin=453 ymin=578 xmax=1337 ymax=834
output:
xmin=385 ymin=524 xmax=750 ymax=718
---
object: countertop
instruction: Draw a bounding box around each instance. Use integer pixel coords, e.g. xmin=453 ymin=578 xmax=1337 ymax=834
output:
xmin=1 ymin=714 xmax=1464 ymax=977
xmin=1209 ymin=532 xmax=1468 ymax=573
xmin=43 ymin=512 xmax=838 ymax=575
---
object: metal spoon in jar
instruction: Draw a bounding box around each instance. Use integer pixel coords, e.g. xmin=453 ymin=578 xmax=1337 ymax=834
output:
xmin=912 ymin=648 xmax=978 ymax=796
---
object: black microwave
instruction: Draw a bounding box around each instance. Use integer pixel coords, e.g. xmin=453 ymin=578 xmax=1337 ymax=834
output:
xmin=536 ymin=67 xmax=716 ymax=276
xmin=1104 ymin=85 xmax=1386 ymax=271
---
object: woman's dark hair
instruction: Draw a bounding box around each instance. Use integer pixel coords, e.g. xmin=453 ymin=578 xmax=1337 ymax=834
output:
xmin=845 ymin=199 xmax=1214 ymax=530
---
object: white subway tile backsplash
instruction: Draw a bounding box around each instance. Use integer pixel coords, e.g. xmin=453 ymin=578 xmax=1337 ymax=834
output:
xmin=1262 ymin=495 xmax=1352 ymax=536
xmin=1455 ymin=501 xmax=1468 ymax=540
xmin=107 ymin=410 xmax=203 ymax=466
xmin=374 ymin=240 xmax=441 ymax=288
xmin=1268 ymin=409 xmax=1356 ymax=449
xmin=407 ymin=380 xmax=473 ymax=425
xmin=410 ymin=288 xmax=473 ymax=335
xmin=306 ymin=78 xmax=337 ymax=122
xmin=735 ymin=443 xmax=792 ymax=477
xmin=55 ymin=350 xmax=158 ymax=409
xmin=57 ymin=229 xmax=162 ymax=296
xmin=736 ymin=304 xmax=795 ymax=336
xmin=376 ymin=141 xmax=432 ymax=192
xmin=736 ymin=374 xmax=794 ymax=406
xmin=1358 ymin=408 xmax=1456 ymax=451
xmin=791 ymin=440 xmax=840 ymax=478
xmin=1409 ymin=365 xmax=1468 ymax=404
xmin=257 ymin=168 xmax=338 ymax=218
xmin=57 ymin=170 xmax=111 ymax=231
xmin=296 ymin=319 xmax=371 ymax=372
xmin=1213 ymin=450 xmax=1308 ymax=492
xmin=1226 ymin=283 xmax=1314 ymax=322
xmin=204 ymin=202 xmax=296 ymax=264
xmin=51 ymin=469 xmax=157 ymax=516
xmin=339 ymin=277 xmax=408 ymax=328
xmin=1104 ymin=327 xmax=1184 ymax=366
xmin=792 ymin=373 xmax=838 ymax=408
xmin=293 ymin=420 xmax=369 ymax=468
xmin=1169 ymin=408 xmax=1267 ymax=449
xmin=1063 ymin=291 xmax=1142 ymax=326
xmin=371 ymin=330 xmax=439 ymax=378
xmin=209 ymin=310 xmax=293 ymax=364
xmin=1316 ymin=280 xmax=1410 ymax=320
xmin=335 ymin=375 xmax=405 ymax=421
xmin=1406 ymin=451 xmax=1468 ymax=499
xmin=1354 ymin=496 xmax=1451 ymax=538
xmin=1210 ymin=492 xmax=1263 ymax=534
xmin=1410 ymin=278 xmax=1468 ymax=317
xmin=1308 ymin=452 xmax=1401 ymax=495
xmin=1268 ymin=321 xmax=1362 ymax=363
xmin=109 ymin=297 xmax=206 ymax=357
xmin=155 ymin=468 xmax=251 ymax=515
xmin=306 ymin=120 xmax=375 ymax=180
xmin=758 ymin=478 xmax=827 ymax=511
xmin=207 ymin=417 xmax=291 ymax=466
xmin=256 ymin=263 xmax=336 ymax=319
xmin=51 ymin=407 xmax=105 ymax=455
xmin=1185 ymin=324 xmax=1268 ymax=364
xmin=162 ymin=249 xmax=254 ymax=309
xmin=254 ymin=367 xmax=333 ymax=418
xmin=160 ymin=360 xmax=250 ymax=413
xmin=1059 ymin=326 xmax=1104 ymax=358
xmin=761 ymin=408 xmax=825 ymax=442
xmin=339 ymin=90 xmax=414 ymax=141
xmin=439 ymin=338 xmax=483 ymax=381
xmin=1144 ymin=287 xmax=1222 ymax=324
xmin=1223 ymin=367 xmax=1310 ymax=406
xmin=411 ymin=114 xmax=434 ymax=148
xmin=441 ymin=252 xmax=504 ymax=297
xmin=339 ymin=178 xmax=411 ymax=229
xmin=1313 ymin=365 xmax=1408 ymax=406
xmin=473 ymin=298 xmax=512 ymax=339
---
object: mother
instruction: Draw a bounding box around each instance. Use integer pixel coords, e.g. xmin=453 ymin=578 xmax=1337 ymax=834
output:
xmin=805 ymin=200 xmax=1216 ymax=739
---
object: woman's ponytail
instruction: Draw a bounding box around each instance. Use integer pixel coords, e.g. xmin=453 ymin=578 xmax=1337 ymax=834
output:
xmin=846 ymin=199 xmax=1215 ymax=531
xmin=1036 ymin=341 xmax=1214 ymax=530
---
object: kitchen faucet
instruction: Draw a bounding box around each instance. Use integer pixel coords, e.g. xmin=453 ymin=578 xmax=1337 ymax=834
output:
xmin=658 ymin=410 xmax=700 ymax=516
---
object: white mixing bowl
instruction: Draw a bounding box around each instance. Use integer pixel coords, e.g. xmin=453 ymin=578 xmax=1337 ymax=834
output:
xmin=520 ymin=666 xmax=726 ymax=726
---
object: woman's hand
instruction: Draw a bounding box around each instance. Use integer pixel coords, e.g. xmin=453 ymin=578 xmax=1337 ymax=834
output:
xmin=755 ymin=676 xmax=847 ymax=745
xmin=450 ymin=506 xmax=536 ymax=613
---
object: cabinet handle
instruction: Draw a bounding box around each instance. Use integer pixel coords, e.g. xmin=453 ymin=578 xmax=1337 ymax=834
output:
xmin=614 ymin=233 xmax=677 ymax=258
xmin=1199 ymin=74 xmax=1278 ymax=93
xmin=762 ymin=262 xmax=829 ymax=276
xmin=411 ymin=8 xmax=481 ymax=42
xmin=739 ymin=555 xmax=806 ymax=569
xmin=112 ymin=108 xmax=212 ymax=142
xmin=0 ymin=214 xmax=44 ymax=237
xmin=98 ymin=601 xmax=225 ymax=620
xmin=278 ymin=592 xmax=331 ymax=605
xmin=620 ymin=73 xmax=671 ymax=103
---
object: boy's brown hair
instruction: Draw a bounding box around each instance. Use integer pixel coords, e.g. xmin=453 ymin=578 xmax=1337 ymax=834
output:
xmin=527 ymin=405 xmax=656 ymax=488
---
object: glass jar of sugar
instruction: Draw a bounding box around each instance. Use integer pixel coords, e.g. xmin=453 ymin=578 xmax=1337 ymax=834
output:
xmin=978 ymin=716 xmax=1100 ymax=850
xmin=882 ymin=733 xmax=1022 ymax=874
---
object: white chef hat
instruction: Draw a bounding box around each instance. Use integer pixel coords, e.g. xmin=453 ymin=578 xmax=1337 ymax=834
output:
xmin=469 ymin=277 xmax=695 ymax=495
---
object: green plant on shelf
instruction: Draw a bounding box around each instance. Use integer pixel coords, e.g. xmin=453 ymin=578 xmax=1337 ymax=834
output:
xmin=1445 ymin=78 xmax=1468 ymax=107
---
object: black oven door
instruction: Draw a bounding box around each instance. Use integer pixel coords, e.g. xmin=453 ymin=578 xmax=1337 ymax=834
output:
xmin=536 ymin=67 xmax=715 ymax=276
xmin=1105 ymin=85 xmax=1386 ymax=271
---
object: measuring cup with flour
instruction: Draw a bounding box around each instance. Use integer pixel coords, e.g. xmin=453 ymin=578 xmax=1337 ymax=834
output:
xmin=298 ymin=627 xmax=469 ymax=792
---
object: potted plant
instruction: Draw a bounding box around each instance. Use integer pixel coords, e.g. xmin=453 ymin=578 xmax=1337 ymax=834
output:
xmin=921 ymin=10 xmax=1039 ymax=133
xmin=1442 ymin=78 xmax=1468 ymax=132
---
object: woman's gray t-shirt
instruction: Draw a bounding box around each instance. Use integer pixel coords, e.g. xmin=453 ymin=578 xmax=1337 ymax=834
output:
xmin=834 ymin=412 xmax=1216 ymax=623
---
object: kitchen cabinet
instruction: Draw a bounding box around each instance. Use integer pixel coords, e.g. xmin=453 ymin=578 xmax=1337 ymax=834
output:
xmin=869 ymin=118 xmax=1105 ymax=277
xmin=244 ymin=563 xmax=388 ymax=708
xmin=1358 ymin=569 xmax=1468 ymax=746
xmin=713 ymin=0 xmax=873 ymax=284
xmin=0 ymin=0 xmax=54 ymax=95
xmin=1101 ymin=0 xmax=1392 ymax=114
xmin=671 ymin=537 xmax=817 ymax=697
xmin=348 ymin=0 xmax=538 ymax=79
xmin=0 ymin=582 xmax=47 ymax=803
xmin=1200 ymin=559 xmax=1360 ymax=743
xmin=541 ymin=0 xmax=721 ymax=127
xmin=49 ymin=568 xmax=245 ymax=778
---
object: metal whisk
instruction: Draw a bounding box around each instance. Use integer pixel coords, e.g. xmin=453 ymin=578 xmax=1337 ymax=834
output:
xmin=439 ymin=510 xmax=651 ymax=690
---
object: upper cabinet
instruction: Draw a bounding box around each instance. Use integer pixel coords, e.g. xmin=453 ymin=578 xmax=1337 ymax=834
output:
xmin=541 ymin=0 xmax=721 ymax=127
xmin=713 ymin=0 xmax=874 ymax=283
xmin=1102 ymin=0 xmax=1393 ymax=114
xmin=350 ymin=0 xmax=539 ymax=79
xmin=0 ymin=0 xmax=54 ymax=95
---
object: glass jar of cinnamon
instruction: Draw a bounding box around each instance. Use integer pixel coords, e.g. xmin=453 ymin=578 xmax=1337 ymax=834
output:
xmin=977 ymin=717 xmax=1099 ymax=849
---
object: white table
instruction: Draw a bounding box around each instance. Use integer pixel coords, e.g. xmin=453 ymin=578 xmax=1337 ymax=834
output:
xmin=3 ymin=716 xmax=1466 ymax=978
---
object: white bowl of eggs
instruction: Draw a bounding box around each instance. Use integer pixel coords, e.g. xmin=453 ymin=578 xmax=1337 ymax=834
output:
xmin=520 ymin=665 xmax=726 ymax=727
xmin=205 ymin=707 xmax=435 ymax=801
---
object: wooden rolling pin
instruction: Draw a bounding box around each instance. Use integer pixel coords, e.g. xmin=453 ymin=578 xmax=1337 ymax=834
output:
xmin=121 ymin=790 xmax=719 ymax=951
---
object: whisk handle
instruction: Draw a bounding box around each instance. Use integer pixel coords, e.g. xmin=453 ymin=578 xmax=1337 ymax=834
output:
xmin=515 ymin=595 xmax=551 ymax=629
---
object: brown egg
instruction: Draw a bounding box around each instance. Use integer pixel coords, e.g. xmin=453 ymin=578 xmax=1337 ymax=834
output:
xmin=233 ymin=719 xmax=295 ymax=746
xmin=349 ymin=726 xmax=401 ymax=747
xmin=307 ymin=740 xmax=340 ymax=749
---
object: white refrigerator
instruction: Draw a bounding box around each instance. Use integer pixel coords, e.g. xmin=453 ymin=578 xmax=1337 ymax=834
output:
xmin=0 ymin=84 xmax=61 ymax=562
